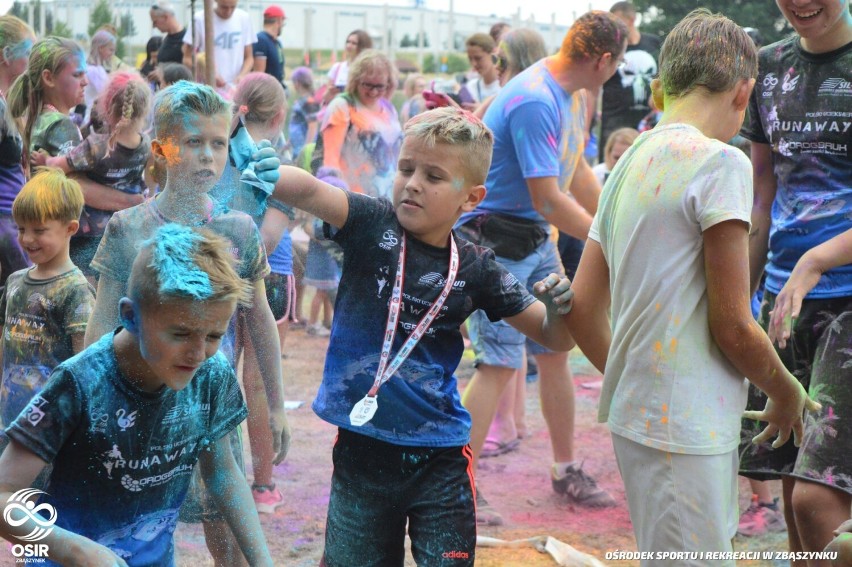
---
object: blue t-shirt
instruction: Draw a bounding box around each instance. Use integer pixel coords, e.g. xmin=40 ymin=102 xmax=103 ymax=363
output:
xmin=741 ymin=37 xmax=852 ymax=298
xmin=5 ymin=332 xmax=247 ymax=567
xmin=288 ymin=95 xmax=319 ymax=157
xmin=253 ymin=30 xmax=284 ymax=82
xmin=457 ymin=60 xmax=586 ymax=228
xmin=312 ymin=193 xmax=535 ymax=447
xmin=267 ymin=229 xmax=293 ymax=275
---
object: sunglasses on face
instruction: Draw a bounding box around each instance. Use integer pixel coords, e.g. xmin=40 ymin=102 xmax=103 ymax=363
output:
xmin=491 ymin=53 xmax=508 ymax=72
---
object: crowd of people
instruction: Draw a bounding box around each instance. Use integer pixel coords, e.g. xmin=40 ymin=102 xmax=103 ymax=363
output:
xmin=0 ymin=0 xmax=849 ymax=566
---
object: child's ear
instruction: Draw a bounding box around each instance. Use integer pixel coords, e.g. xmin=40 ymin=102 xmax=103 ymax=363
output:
xmin=650 ymin=78 xmax=665 ymax=112
xmin=41 ymin=68 xmax=55 ymax=89
xmin=66 ymin=219 xmax=79 ymax=237
xmin=462 ymin=185 xmax=487 ymax=212
xmin=733 ymin=78 xmax=755 ymax=112
xmin=118 ymin=297 xmax=140 ymax=334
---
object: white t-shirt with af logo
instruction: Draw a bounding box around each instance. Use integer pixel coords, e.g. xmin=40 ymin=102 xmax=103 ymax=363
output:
xmin=185 ymin=9 xmax=254 ymax=86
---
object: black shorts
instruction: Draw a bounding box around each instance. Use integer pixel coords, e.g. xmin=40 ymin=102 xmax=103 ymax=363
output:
xmin=322 ymin=429 xmax=476 ymax=567
xmin=739 ymin=291 xmax=852 ymax=496
xmin=264 ymin=272 xmax=295 ymax=323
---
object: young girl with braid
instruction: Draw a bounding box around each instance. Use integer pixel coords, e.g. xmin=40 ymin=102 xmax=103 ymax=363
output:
xmin=32 ymin=71 xmax=152 ymax=276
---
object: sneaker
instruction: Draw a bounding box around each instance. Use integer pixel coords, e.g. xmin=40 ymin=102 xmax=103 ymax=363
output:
xmin=475 ymin=488 xmax=504 ymax=526
xmin=307 ymin=324 xmax=331 ymax=337
xmin=551 ymin=463 xmax=617 ymax=508
xmin=737 ymin=496 xmax=787 ymax=537
xmin=252 ymin=484 xmax=284 ymax=514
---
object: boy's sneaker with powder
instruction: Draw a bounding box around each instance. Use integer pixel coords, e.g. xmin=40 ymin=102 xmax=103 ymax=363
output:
xmin=252 ymin=484 xmax=285 ymax=514
xmin=737 ymin=496 xmax=787 ymax=537
xmin=551 ymin=463 xmax=617 ymax=508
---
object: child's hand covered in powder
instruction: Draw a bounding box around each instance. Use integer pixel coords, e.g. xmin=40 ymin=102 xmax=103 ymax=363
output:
xmin=533 ymin=273 xmax=574 ymax=316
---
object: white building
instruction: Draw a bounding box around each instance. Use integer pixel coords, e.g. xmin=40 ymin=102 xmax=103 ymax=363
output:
xmin=22 ymin=0 xmax=580 ymax=66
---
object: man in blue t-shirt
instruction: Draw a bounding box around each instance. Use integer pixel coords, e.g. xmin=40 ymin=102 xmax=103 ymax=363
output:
xmin=253 ymin=5 xmax=286 ymax=83
xmin=456 ymin=11 xmax=628 ymax=523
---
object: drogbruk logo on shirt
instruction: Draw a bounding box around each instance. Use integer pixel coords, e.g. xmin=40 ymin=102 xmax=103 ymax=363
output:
xmin=3 ymin=488 xmax=57 ymax=562
xmin=818 ymin=77 xmax=852 ymax=97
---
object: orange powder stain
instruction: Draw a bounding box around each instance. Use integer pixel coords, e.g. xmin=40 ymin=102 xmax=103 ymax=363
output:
xmin=661 ymin=416 xmax=668 ymax=424
xmin=655 ymin=303 xmax=661 ymax=311
xmin=709 ymin=431 xmax=716 ymax=440
xmin=645 ymin=419 xmax=651 ymax=432
xmin=662 ymin=404 xmax=668 ymax=413
xmin=159 ymin=139 xmax=182 ymax=166
xmin=640 ymin=407 xmax=647 ymax=415
xmin=653 ymin=340 xmax=662 ymax=353
xmin=670 ymin=338 xmax=678 ymax=352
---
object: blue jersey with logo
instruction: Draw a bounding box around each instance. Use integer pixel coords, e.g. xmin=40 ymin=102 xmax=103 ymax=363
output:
xmin=313 ymin=193 xmax=535 ymax=447
xmin=5 ymin=332 xmax=247 ymax=567
xmin=741 ymin=37 xmax=852 ymax=298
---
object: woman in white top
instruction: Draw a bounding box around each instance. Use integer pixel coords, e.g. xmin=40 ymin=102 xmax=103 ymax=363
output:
xmin=459 ymin=33 xmax=500 ymax=110
xmin=325 ymin=29 xmax=372 ymax=104
xmin=83 ymin=30 xmax=123 ymax=125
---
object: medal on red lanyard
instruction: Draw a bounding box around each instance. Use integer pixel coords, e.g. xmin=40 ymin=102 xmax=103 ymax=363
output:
xmin=349 ymin=232 xmax=459 ymax=427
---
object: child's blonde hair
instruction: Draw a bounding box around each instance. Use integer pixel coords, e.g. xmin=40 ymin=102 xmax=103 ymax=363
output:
xmin=346 ymin=50 xmax=397 ymax=99
xmin=128 ymin=224 xmax=253 ymax=307
xmin=403 ymin=106 xmax=494 ymax=185
xmin=12 ymin=167 xmax=84 ymax=224
xmin=7 ymin=37 xmax=85 ymax=173
xmin=87 ymin=30 xmax=116 ymax=67
xmin=604 ymin=127 xmax=639 ymax=167
xmin=658 ymin=9 xmax=758 ymax=99
xmin=98 ymin=71 xmax=151 ymax=156
xmin=152 ymin=80 xmax=230 ymax=139
xmin=232 ymin=72 xmax=287 ymax=130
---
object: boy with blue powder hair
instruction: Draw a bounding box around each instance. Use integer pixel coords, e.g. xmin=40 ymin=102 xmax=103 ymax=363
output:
xmin=83 ymin=80 xmax=288 ymax=564
xmin=275 ymin=105 xmax=577 ymax=566
xmin=0 ymin=224 xmax=274 ymax=567
xmin=557 ymin=10 xmax=821 ymax=564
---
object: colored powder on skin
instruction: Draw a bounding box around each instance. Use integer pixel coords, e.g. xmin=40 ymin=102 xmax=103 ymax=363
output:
xmin=7 ymin=38 xmax=33 ymax=60
xmin=159 ymin=138 xmax=182 ymax=166
xmin=146 ymin=224 xmax=213 ymax=299
xmin=451 ymin=177 xmax=464 ymax=192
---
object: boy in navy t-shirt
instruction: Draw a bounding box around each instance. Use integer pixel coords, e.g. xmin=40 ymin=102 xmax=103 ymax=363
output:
xmin=0 ymin=224 xmax=273 ymax=566
xmin=276 ymin=106 xmax=576 ymax=566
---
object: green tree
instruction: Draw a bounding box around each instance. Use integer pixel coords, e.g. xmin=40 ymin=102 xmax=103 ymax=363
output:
xmin=632 ymin=0 xmax=794 ymax=45
xmin=88 ymin=0 xmax=114 ymax=38
xmin=117 ymin=12 xmax=137 ymax=59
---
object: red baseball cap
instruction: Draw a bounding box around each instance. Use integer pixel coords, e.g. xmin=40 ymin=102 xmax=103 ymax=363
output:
xmin=264 ymin=5 xmax=286 ymax=18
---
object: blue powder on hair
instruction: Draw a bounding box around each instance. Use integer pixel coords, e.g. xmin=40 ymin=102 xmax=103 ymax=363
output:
xmin=145 ymin=224 xmax=213 ymax=299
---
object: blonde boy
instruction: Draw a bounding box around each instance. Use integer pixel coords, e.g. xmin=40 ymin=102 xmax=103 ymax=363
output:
xmin=559 ymin=10 xmax=819 ymax=564
xmin=276 ymin=106 xmax=575 ymax=566
xmin=0 ymin=169 xmax=93 ymax=428
xmin=83 ymin=81 xmax=288 ymax=564
xmin=0 ymin=225 xmax=273 ymax=566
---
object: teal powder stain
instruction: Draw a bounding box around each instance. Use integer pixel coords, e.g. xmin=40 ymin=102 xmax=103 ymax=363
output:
xmin=451 ymin=177 xmax=464 ymax=191
xmin=145 ymin=224 xmax=213 ymax=299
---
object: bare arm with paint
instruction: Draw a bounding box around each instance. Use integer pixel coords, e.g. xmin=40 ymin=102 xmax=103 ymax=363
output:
xmin=527 ymin=176 xmax=593 ymax=240
xmin=244 ymin=279 xmax=290 ymax=464
xmin=748 ymin=142 xmax=777 ymax=294
xmin=84 ymin=275 xmax=124 ymax=347
xmin=275 ymin=165 xmax=350 ymax=229
xmin=504 ymin=273 xmax=576 ymax=352
xmin=769 ymin=226 xmax=852 ymax=348
xmin=30 ymin=150 xmax=72 ymax=174
xmin=72 ymin=175 xmax=145 ymax=212
xmin=200 ymin=434 xmax=273 ymax=566
xmin=258 ymin=206 xmax=292 ymax=254
xmin=0 ymin=441 xmax=129 ymax=567
xmin=704 ymin=219 xmax=819 ymax=448
xmin=568 ymin=155 xmax=602 ymax=215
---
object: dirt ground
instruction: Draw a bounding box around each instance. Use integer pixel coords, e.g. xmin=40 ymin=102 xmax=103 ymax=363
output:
xmin=25 ymin=328 xmax=786 ymax=567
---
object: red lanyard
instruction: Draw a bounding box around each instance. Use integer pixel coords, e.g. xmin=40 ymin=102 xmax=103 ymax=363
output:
xmin=349 ymin=232 xmax=459 ymax=427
